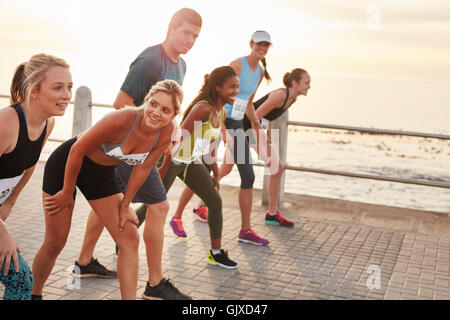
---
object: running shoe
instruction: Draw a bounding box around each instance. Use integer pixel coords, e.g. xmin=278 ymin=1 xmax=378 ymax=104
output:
xmin=238 ymin=229 xmax=270 ymax=246
xmin=73 ymin=258 xmax=117 ymax=278
xmin=192 ymin=205 xmax=208 ymax=222
xmin=264 ymin=211 xmax=295 ymax=227
xmin=206 ymin=249 xmax=238 ymax=269
xmin=142 ymin=278 xmax=192 ymax=300
xmin=170 ymin=218 xmax=187 ymax=237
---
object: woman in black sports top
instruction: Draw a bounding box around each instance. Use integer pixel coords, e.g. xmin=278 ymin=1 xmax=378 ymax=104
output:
xmin=0 ymin=54 xmax=72 ymax=300
xmin=243 ymin=68 xmax=311 ymax=227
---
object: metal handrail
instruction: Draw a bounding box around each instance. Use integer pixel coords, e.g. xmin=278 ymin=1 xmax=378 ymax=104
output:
xmin=2 ymin=92 xmax=449 ymax=189
xmin=252 ymin=163 xmax=450 ymax=189
xmin=283 ymin=121 xmax=450 ymax=189
xmin=288 ymin=121 xmax=450 ymax=140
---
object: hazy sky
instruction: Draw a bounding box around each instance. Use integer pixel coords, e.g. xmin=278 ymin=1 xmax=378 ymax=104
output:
xmin=1 ymin=0 xmax=449 ymax=132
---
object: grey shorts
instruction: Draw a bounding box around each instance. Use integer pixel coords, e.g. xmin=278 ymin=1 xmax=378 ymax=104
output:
xmin=115 ymin=162 xmax=167 ymax=204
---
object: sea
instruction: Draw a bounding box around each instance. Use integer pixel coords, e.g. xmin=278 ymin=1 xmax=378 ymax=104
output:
xmin=27 ymin=105 xmax=450 ymax=214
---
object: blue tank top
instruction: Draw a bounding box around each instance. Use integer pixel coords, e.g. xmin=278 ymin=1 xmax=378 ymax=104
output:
xmin=224 ymin=57 xmax=262 ymax=121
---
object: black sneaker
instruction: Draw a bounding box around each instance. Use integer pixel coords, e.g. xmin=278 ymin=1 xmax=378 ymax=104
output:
xmin=73 ymin=258 xmax=117 ymax=278
xmin=142 ymin=278 xmax=192 ymax=300
xmin=207 ymin=249 xmax=238 ymax=269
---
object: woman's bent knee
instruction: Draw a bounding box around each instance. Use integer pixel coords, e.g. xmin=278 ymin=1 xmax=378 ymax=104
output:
xmin=205 ymin=192 xmax=222 ymax=214
xmin=115 ymin=227 xmax=140 ymax=251
xmin=241 ymin=173 xmax=255 ymax=189
xmin=42 ymin=236 xmax=67 ymax=257
xmin=148 ymin=201 xmax=169 ymax=216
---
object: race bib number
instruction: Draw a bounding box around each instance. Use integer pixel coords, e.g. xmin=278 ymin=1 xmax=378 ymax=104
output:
xmin=0 ymin=174 xmax=24 ymax=205
xmin=192 ymin=138 xmax=211 ymax=158
xmin=230 ymin=97 xmax=248 ymax=119
xmin=261 ymin=118 xmax=270 ymax=130
xmin=106 ymin=147 xmax=149 ymax=166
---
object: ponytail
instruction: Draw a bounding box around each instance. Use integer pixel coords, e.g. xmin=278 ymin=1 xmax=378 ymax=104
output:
xmin=261 ymin=57 xmax=271 ymax=83
xmin=9 ymin=53 xmax=70 ymax=107
xmin=182 ymin=73 xmax=210 ymax=124
xmin=283 ymin=68 xmax=307 ymax=88
xmin=181 ymin=66 xmax=236 ymax=124
xmin=10 ymin=63 xmax=27 ymax=104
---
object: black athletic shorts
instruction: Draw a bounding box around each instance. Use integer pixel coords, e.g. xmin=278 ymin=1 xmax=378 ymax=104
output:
xmin=42 ymin=137 xmax=121 ymax=200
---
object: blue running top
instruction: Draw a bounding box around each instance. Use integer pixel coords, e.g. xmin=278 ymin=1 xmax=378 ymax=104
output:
xmin=224 ymin=57 xmax=262 ymax=121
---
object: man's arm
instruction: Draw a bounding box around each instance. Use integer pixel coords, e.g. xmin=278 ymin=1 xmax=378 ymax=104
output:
xmin=113 ymin=90 xmax=136 ymax=110
xmin=117 ymin=51 xmax=160 ymax=109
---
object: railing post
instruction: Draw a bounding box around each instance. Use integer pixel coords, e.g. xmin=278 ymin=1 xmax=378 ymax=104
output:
xmin=72 ymin=86 xmax=92 ymax=137
xmin=262 ymin=110 xmax=289 ymax=207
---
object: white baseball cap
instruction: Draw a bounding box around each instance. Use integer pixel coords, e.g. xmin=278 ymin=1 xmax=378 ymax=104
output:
xmin=251 ymin=31 xmax=272 ymax=44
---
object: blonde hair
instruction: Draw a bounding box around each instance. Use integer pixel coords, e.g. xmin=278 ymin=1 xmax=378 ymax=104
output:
xmin=10 ymin=53 xmax=70 ymax=106
xmin=142 ymin=79 xmax=183 ymax=116
xmin=167 ymin=8 xmax=202 ymax=33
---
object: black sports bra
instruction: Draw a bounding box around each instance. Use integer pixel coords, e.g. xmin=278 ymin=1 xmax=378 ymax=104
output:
xmin=243 ymin=88 xmax=293 ymax=131
xmin=0 ymin=103 xmax=47 ymax=179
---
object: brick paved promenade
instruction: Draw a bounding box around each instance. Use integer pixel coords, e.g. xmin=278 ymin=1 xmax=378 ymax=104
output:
xmin=1 ymin=161 xmax=449 ymax=300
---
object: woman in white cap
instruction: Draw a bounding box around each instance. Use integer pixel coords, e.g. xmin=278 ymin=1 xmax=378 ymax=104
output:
xmin=170 ymin=31 xmax=273 ymax=246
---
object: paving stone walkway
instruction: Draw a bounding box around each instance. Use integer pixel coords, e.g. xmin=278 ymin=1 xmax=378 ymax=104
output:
xmin=1 ymin=162 xmax=449 ymax=300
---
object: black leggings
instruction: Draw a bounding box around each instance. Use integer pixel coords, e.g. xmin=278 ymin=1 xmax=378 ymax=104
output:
xmin=224 ymin=118 xmax=255 ymax=189
xmin=162 ymin=162 xmax=222 ymax=240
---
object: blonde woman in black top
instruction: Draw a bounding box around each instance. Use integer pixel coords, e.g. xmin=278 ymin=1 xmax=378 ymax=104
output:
xmin=0 ymin=54 xmax=72 ymax=300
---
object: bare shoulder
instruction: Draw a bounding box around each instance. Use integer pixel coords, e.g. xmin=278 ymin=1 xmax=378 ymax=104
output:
xmin=192 ymin=100 xmax=211 ymax=115
xmin=0 ymin=107 xmax=19 ymax=153
xmin=83 ymin=107 xmax=137 ymax=141
xmin=103 ymin=107 xmax=137 ymax=127
xmin=268 ymin=89 xmax=287 ymax=103
xmin=230 ymin=59 xmax=242 ymax=75
xmin=158 ymin=120 xmax=176 ymax=146
xmin=0 ymin=107 xmax=19 ymax=136
xmin=184 ymin=101 xmax=211 ymax=123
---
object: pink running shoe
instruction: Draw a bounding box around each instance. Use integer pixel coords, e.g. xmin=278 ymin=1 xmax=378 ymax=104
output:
xmin=238 ymin=229 xmax=269 ymax=246
xmin=264 ymin=211 xmax=294 ymax=227
xmin=170 ymin=218 xmax=187 ymax=238
xmin=192 ymin=206 xmax=208 ymax=223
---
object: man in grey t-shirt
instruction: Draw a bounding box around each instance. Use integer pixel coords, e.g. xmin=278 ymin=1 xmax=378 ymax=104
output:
xmin=74 ymin=8 xmax=202 ymax=300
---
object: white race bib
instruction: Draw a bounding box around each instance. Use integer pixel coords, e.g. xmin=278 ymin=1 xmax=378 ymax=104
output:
xmin=230 ymin=97 xmax=248 ymax=119
xmin=192 ymin=138 xmax=211 ymax=158
xmin=106 ymin=147 xmax=149 ymax=166
xmin=0 ymin=174 xmax=24 ymax=205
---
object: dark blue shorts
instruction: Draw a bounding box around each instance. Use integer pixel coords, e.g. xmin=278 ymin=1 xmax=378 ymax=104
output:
xmin=115 ymin=162 xmax=167 ymax=205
